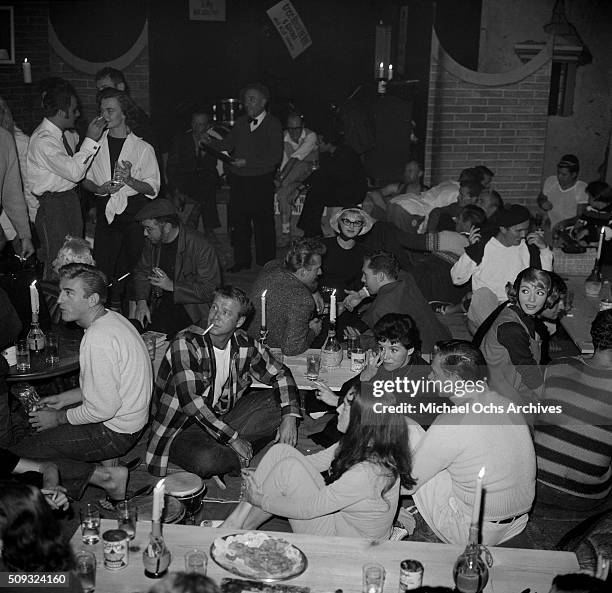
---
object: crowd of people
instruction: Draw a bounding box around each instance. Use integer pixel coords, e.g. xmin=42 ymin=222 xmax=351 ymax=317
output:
xmin=0 ymin=66 xmax=610 ymax=591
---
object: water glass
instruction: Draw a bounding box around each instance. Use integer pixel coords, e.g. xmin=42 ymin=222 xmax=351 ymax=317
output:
xmin=116 ymin=500 xmax=137 ymax=540
xmin=563 ymin=290 xmax=574 ymax=312
xmin=346 ymin=336 xmax=358 ymax=358
xmin=143 ymin=334 xmax=156 ymax=361
xmin=16 ymin=339 xmax=30 ymax=372
xmin=75 ymin=549 xmax=96 ymax=593
xmin=45 ymin=332 xmax=60 ymax=365
xmin=80 ymin=504 xmax=101 ymax=545
xmin=185 ymin=548 xmax=208 ymax=575
xmin=363 ymin=563 xmax=386 ymax=593
xmin=306 ymin=353 xmax=321 ymax=380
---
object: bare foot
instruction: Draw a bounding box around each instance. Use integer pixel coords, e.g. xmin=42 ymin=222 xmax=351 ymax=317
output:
xmin=90 ymin=465 xmax=129 ymax=500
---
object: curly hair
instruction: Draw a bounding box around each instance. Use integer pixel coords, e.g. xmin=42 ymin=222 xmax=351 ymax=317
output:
xmin=283 ymin=238 xmax=326 ymax=272
xmin=329 ymin=387 xmax=415 ymax=498
xmin=52 ymin=235 xmax=95 ymax=276
xmin=0 ymin=482 xmax=75 ymax=572
xmin=373 ymin=313 xmax=421 ymax=352
xmin=591 ymin=309 xmax=612 ymax=351
xmin=506 ymin=267 xmax=554 ymax=309
xmin=97 ymin=87 xmax=142 ymax=132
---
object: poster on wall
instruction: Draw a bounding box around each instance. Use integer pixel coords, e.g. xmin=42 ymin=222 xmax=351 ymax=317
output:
xmin=266 ymin=0 xmax=312 ymax=59
xmin=189 ymin=0 xmax=226 ymax=22
xmin=0 ymin=6 xmax=15 ymax=64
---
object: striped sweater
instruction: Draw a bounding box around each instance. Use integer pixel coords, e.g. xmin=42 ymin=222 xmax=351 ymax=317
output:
xmin=534 ymin=357 xmax=612 ymax=499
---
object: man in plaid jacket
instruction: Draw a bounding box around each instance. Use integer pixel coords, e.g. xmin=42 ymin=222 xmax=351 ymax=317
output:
xmin=146 ymin=285 xmax=300 ymax=478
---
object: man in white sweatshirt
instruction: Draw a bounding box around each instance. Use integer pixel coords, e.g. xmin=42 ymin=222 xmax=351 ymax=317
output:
xmin=10 ymin=263 xmax=152 ymax=501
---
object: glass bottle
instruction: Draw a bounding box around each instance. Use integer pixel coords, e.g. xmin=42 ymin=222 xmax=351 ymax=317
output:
xmin=585 ymin=265 xmax=603 ymax=297
xmin=143 ymin=521 xmax=171 ymax=579
xmin=27 ymin=315 xmax=46 ymax=352
xmin=452 ymin=525 xmax=493 ymax=593
xmin=320 ymin=322 xmax=342 ymax=368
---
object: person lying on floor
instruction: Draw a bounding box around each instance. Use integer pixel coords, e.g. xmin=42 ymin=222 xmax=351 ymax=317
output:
xmin=220 ymin=387 xmax=414 ymax=540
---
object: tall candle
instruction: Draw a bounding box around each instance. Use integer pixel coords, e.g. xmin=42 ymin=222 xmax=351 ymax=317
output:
xmin=152 ymin=478 xmax=165 ymax=522
xmin=330 ymin=289 xmax=337 ymax=323
xmin=388 ymin=64 xmax=393 ymax=81
xmin=470 ymin=466 xmax=486 ymax=526
xmin=29 ymin=281 xmax=39 ymax=316
xmin=261 ymin=290 xmax=267 ymax=328
xmin=378 ymin=61 xmax=384 ymax=78
xmin=22 ymin=58 xmax=32 ymax=84
xmin=597 ymin=225 xmax=605 ymax=260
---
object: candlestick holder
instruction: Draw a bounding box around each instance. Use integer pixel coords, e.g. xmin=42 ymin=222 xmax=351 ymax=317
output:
xmin=259 ymin=328 xmax=268 ymax=347
xmin=452 ymin=525 xmax=493 ymax=593
xmin=585 ymin=264 xmax=603 ymax=297
xmin=143 ymin=521 xmax=171 ymax=579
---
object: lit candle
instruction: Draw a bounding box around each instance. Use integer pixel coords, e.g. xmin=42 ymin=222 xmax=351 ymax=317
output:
xmin=330 ymin=289 xmax=337 ymax=323
xmin=22 ymin=58 xmax=32 ymax=84
xmin=29 ymin=280 xmax=39 ymax=316
xmin=597 ymin=225 xmax=605 ymax=260
xmin=471 ymin=466 xmax=486 ymax=526
xmin=378 ymin=61 xmax=384 ymax=79
xmin=388 ymin=64 xmax=393 ymax=81
xmin=152 ymin=478 xmax=165 ymax=522
xmin=261 ymin=289 xmax=267 ymax=328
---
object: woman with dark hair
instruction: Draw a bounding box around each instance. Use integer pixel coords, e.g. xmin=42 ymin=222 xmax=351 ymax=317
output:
xmin=0 ymin=481 xmax=82 ymax=592
xmin=220 ymin=385 xmax=414 ymax=539
xmin=478 ymin=267 xmax=552 ymax=406
xmin=82 ymin=87 xmax=160 ymax=309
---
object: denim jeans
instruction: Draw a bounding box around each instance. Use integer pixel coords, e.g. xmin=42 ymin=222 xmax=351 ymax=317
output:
xmin=169 ymin=389 xmax=282 ymax=478
xmin=10 ymin=422 xmax=141 ymax=499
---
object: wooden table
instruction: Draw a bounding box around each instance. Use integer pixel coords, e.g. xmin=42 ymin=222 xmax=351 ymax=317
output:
xmin=560 ymin=276 xmax=601 ymax=354
xmin=70 ymin=520 xmax=579 ymax=593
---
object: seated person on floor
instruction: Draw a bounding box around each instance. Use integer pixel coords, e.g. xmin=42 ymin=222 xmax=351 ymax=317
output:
xmin=451 ymin=204 xmax=553 ymax=334
xmin=51 ymin=235 xmax=95 ymax=276
xmin=408 ymin=340 xmax=536 ymax=546
xmin=297 ymin=131 xmax=367 ymax=238
xmin=276 ymin=112 xmax=318 ymax=247
xmin=537 ymin=154 xmax=588 ymax=233
xmin=362 ymin=160 xmax=427 ymax=221
xmin=534 ymin=309 xmax=612 ymax=512
xmin=130 ymin=199 xmax=221 ymax=337
xmin=477 ymin=267 xmax=551 ymax=408
xmin=571 ymin=181 xmax=612 ymax=243
xmin=344 ymin=251 xmax=451 ymax=354
xmin=220 ymin=385 xmax=414 ymax=540
xmin=146 ymin=286 xmax=300 ymax=480
xmin=10 ymin=264 xmax=152 ymax=505
xmin=249 ymin=238 xmax=324 ymax=355
xmin=425 ymin=177 xmax=483 ymax=233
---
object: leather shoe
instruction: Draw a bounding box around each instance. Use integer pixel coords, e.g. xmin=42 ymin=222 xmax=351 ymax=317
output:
xmin=226 ymin=263 xmax=250 ymax=273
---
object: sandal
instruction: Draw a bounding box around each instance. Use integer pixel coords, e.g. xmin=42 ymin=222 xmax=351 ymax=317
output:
xmin=200 ymin=519 xmax=223 ymax=528
xmin=429 ymin=301 xmax=451 ymax=315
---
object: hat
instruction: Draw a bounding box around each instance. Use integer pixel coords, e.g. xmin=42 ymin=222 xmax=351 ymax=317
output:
xmin=135 ymin=199 xmax=177 ymax=221
xmin=557 ymin=154 xmax=580 ymax=170
xmin=330 ymin=207 xmax=375 ymax=236
xmin=497 ymin=204 xmax=530 ymax=228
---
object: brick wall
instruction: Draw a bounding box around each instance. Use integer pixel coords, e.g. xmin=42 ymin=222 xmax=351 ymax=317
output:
xmin=425 ymin=32 xmax=553 ymax=206
xmin=0 ymin=1 xmax=49 ymax=134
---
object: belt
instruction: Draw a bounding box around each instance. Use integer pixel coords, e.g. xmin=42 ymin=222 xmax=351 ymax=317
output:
xmin=489 ymin=516 xmax=519 ymax=524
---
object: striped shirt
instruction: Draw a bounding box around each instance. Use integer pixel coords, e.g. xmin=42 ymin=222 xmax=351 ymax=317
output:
xmin=534 ymin=357 xmax=612 ymax=499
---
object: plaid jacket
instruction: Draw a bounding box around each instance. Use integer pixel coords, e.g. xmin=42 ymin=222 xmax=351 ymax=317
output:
xmin=145 ymin=325 xmax=300 ymax=476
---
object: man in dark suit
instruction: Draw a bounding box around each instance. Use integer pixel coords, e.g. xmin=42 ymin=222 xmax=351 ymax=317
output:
xmin=166 ymin=110 xmax=220 ymax=234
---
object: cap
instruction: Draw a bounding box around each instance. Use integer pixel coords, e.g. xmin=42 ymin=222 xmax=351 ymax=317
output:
xmin=135 ymin=199 xmax=177 ymax=221
xmin=557 ymin=154 xmax=579 ymax=170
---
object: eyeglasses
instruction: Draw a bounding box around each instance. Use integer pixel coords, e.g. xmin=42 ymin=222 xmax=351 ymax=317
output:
xmin=340 ymin=218 xmax=364 ymax=228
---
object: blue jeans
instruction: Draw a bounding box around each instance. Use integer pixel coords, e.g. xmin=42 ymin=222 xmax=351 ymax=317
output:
xmin=169 ymin=389 xmax=282 ymax=478
xmin=10 ymin=422 xmax=141 ymax=499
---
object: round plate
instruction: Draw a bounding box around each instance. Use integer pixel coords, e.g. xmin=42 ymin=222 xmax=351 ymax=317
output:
xmin=210 ymin=532 xmax=307 ymax=582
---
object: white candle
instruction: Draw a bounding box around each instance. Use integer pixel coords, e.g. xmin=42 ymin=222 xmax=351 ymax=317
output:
xmin=22 ymin=58 xmax=32 ymax=84
xmin=152 ymin=478 xmax=165 ymax=522
xmin=378 ymin=61 xmax=384 ymax=78
xmin=388 ymin=64 xmax=393 ymax=81
xmin=261 ymin=290 xmax=267 ymax=327
xmin=597 ymin=225 xmax=605 ymax=260
xmin=29 ymin=281 xmax=39 ymax=316
xmin=471 ymin=466 xmax=486 ymax=525
xmin=330 ymin=289 xmax=337 ymax=323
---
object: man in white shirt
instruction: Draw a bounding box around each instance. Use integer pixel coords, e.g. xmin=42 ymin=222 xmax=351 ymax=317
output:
xmin=275 ymin=113 xmax=318 ymax=246
xmin=27 ymin=82 xmax=106 ymax=278
xmin=10 ymin=263 xmax=152 ymax=502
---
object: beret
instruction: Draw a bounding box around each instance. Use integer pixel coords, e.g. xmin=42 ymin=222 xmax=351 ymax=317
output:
xmin=134 ymin=199 xmax=177 ymax=221
xmin=497 ymin=204 xmax=530 ymax=228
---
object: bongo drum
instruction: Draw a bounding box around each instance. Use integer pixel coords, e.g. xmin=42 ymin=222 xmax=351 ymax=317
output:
xmin=212 ymin=99 xmax=243 ymax=126
xmin=138 ymin=495 xmax=185 ymax=524
xmin=165 ymin=471 xmax=206 ymax=523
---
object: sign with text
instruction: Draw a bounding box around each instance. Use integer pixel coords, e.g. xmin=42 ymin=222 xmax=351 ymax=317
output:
xmin=189 ymin=0 xmax=226 ymax=22
xmin=266 ymin=1 xmax=312 ymax=59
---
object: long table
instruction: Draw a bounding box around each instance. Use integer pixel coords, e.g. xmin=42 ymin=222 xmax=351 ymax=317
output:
xmin=560 ymin=276 xmax=602 ymax=354
xmin=71 ymin=520 xmax=579 ymax=593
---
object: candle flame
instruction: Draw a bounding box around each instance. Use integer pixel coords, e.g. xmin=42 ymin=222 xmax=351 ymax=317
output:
xmin=478 ymin=466 xmax=486 ymax=479
xmin=379 ymin=61 xmax=383 ymax=68
xmin=261 ymin=289 xmax=267 ymax=298
xmin=601 ymin=226 xmax=606 ymax=234
xmin=331 ymin=289 xmax=336 ymax=296
xmin=30 ymin=280 xmax=37 ymax=288
xmin=24 ymin=58 xmax=29 ymax=63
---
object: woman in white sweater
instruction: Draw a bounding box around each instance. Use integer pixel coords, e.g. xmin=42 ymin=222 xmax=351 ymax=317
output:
xmin=221 ymin=387 xmax=414 ymax=540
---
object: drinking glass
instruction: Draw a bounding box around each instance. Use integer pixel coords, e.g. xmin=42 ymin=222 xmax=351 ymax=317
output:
xmin=185 ymin=548 xmax=208 ymax=575
xmin=80 ymin=504 xmax=101 ymax=545
xmin=116 ymin=500 xmax=137 ymax=540
xmin=142 ymin=334 xmax=156 ymax=361
xmin=45 ymin=332 xmax=60 ymax=365
xmin=16 ymin=339 xmax=30 ymax=371
xmin=563 ymin=290 xmax=574 ymax=312
xmin=306 ymin=353 xmax=321 ymax=380
xmin=363 ymin=563 xmax=386 ymax=593
xmin=75 ymin=549 xmax=96 ymax=593
xmin=346 ymin=335 xmax=358 ymax=358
